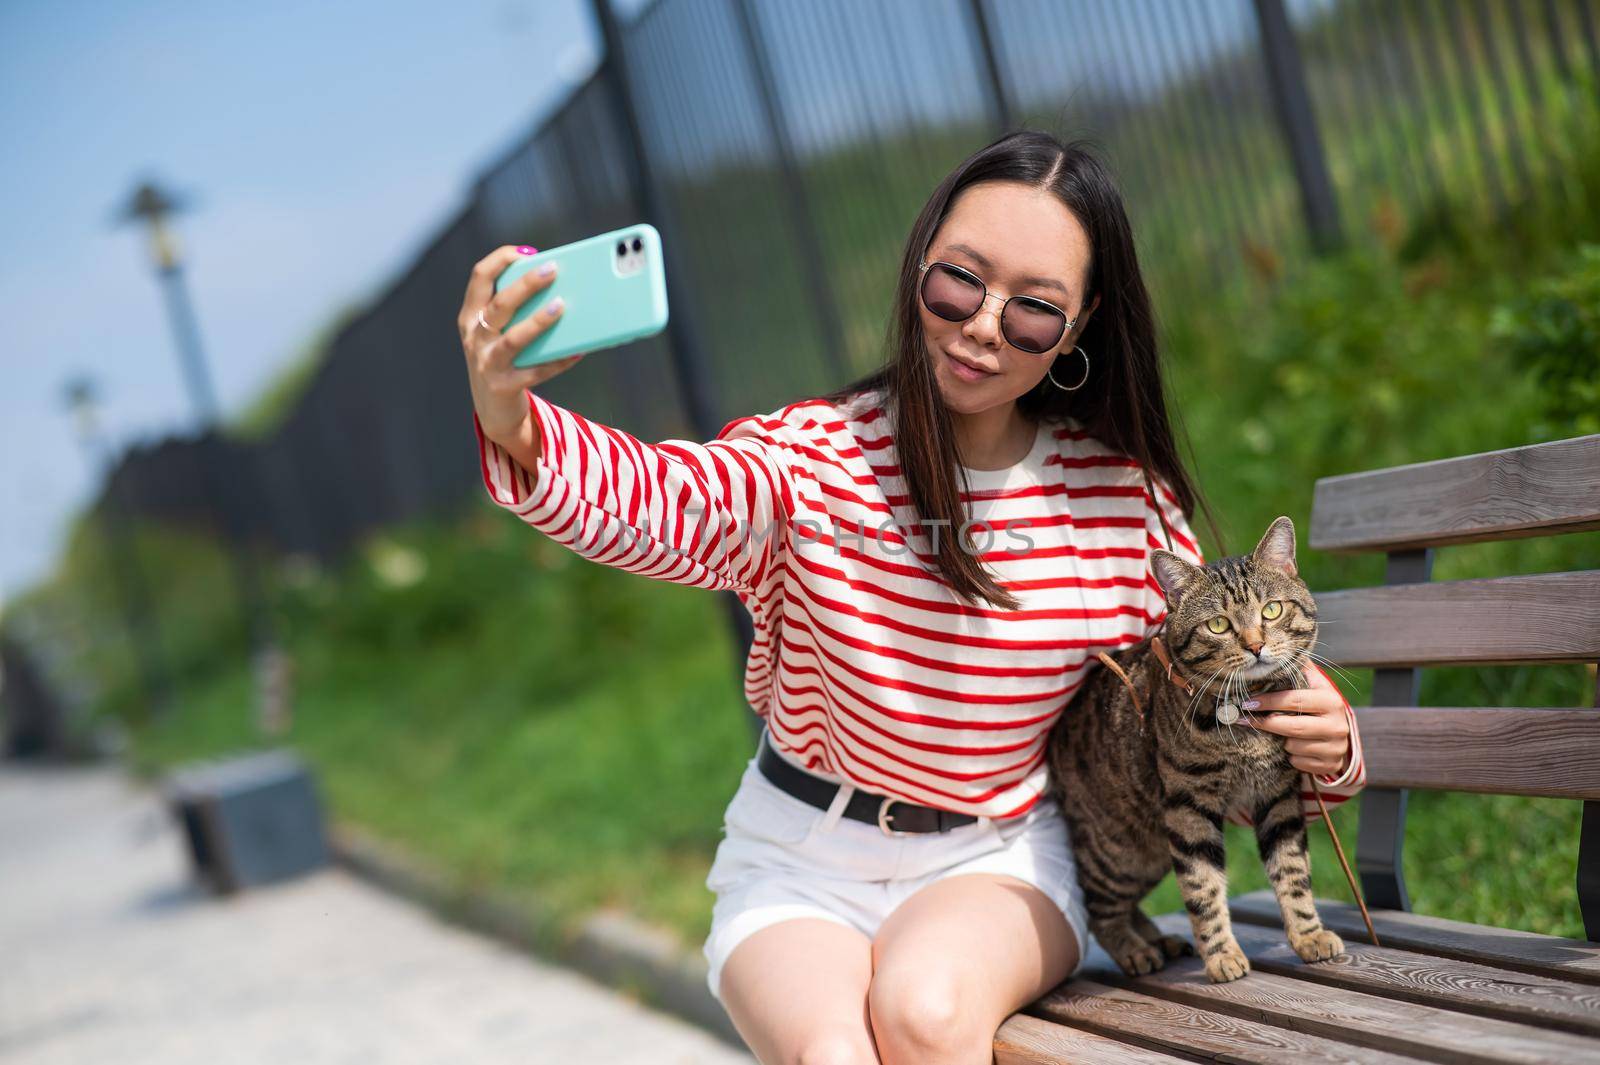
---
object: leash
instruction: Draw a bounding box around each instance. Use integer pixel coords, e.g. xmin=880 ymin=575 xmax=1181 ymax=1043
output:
xmin=1308 ymin=772 xmax=1377 ymax=946
xmin=1093 ymin=637 xmax=1380 ymax=947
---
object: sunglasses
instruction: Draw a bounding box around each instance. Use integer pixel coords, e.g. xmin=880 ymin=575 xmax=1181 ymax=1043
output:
xmin=917 ymin=259 xmax=1077 ymax=355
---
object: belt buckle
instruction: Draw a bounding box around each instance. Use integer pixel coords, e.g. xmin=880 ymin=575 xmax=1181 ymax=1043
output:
xmin=877 ymin=797 xmax=915 ymax=837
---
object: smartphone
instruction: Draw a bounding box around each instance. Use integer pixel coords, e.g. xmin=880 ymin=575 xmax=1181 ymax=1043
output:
xmin=492 ymin=222 xmax=669 ymax=369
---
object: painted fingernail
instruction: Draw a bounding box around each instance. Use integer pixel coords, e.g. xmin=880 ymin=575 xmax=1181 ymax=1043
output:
xmin=1241 ymin=700 xmax=1259 ymax=710
xmin=537 ymin=261 xmax=556 ymax=277
xmin=517 ymin=245 xmax=537 ymax=255
xmin=546 ymin=296 xmax=565 ymax=314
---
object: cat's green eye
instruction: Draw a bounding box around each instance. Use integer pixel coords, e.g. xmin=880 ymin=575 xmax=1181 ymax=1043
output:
xmin=1262 ymin=601 xmax=1283 ymax=620
xmin=1206 ymin=616 xmax=1230 ymax=634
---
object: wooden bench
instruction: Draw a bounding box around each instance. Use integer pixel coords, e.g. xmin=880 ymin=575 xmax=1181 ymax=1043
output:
xmin=996 ymin=433 xmax=1600 ymax=1063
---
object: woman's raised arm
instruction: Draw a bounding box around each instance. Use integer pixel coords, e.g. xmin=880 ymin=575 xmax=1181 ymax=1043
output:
xmin=473 ymin=395 xmax=798 ymax=594
xmin=460 ymin=244 xmax=799 ymax=595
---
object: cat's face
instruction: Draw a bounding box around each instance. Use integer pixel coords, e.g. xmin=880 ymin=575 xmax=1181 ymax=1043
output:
xmin=1148 ymin=516 xmax=1317 ymax=685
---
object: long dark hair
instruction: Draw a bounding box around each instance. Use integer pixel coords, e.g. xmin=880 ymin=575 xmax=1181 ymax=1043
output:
xmin=819 ymin=129 xmax=1223 ymax=611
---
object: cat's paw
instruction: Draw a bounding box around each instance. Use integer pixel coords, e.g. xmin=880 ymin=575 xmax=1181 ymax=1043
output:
xmin=1150 ymin=933 xmax=1193 ymax=960
xmin=1201 ymin=941 xmax=1250 ymax=982
xmin=1291 ymin=927 xmax=1344 ymax=963
xmin=1113 ymin=940 xmax=1169 ymax=976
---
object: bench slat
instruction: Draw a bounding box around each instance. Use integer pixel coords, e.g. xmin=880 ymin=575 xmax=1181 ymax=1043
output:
xmin=1082 ymin=916 xmax=1599 ymax=1065
xmin=1230 ymin=890 xmax=1600 ymax=985
xmin=1316 ymin=571 xmax=1600 ymax=666
xmin=1025 ymin=978 xmax=1426 ymax=1063
xmin=994 ymin=1014 xmax=1191 ymax=1064
xmin=1155 ymin=911 xmax=1600 ymax=1040
xmin=1354 ymin=706 xmax=1600 ymax=798
xmin=1309 ymin=434 xmax=1600 ymax=552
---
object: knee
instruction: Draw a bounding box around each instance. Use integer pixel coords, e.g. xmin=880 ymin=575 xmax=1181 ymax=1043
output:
xmin=867 ymin=969 xmax=979 ymax=1061
xmin=788 ymin=1030 xmax=878 ymax=1065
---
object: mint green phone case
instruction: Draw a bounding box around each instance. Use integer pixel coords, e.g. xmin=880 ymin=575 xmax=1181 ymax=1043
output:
xmin=493 ymin=222 xmax=669 ymax=368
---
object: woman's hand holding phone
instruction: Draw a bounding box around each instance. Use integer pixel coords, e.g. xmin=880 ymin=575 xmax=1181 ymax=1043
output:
xmin=458 ymin=244 xmax=580 ymax=462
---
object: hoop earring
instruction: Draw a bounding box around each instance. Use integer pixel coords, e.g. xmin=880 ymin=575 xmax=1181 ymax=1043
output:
xmin=1046 ymin=345 xmax=1090 ymax=391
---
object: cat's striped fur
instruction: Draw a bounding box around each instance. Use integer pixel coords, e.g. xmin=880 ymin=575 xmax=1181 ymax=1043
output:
xmin=1045 ymin=515 xmax=1343 ymax=982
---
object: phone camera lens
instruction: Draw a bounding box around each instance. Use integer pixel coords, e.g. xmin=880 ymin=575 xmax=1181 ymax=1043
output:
xmin=630 ymin=237 xmax=642 ymax=252
xmin=616 ymin=242 xmax=627 ymax=256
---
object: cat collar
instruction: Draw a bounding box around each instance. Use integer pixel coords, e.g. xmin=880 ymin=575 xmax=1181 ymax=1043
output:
xmin=1152 ymin=635 xmax=1243 ymax=725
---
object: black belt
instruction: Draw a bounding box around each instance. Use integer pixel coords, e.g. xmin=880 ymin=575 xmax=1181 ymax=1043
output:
xmin=757 ymin=733 xmax=980 ymax=835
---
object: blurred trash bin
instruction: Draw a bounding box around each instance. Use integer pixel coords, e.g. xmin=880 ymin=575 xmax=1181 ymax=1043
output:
xmin=1 ymin=633 xmax=70 ymax=761
xmin=163 ymin=748 xmax=328 ymax=893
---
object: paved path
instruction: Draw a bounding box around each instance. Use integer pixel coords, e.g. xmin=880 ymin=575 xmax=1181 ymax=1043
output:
xmin=0 ymin=761 xmax=753 ymax=1064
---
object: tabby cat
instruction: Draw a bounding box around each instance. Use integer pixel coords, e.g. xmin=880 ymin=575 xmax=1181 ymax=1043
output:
xmin=1045 ymin=515 xmax=1344 ymax=983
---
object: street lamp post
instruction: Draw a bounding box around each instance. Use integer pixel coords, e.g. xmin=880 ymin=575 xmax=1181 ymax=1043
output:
xmin=113 ymin=179 xmax=286 ymax=734
xmin=62 ymin=374 xmax=172 ymax=723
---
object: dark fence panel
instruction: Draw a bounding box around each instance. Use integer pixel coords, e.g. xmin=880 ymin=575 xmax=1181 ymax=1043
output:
xmin=92 ymin=0 xmax=1599 ymax=574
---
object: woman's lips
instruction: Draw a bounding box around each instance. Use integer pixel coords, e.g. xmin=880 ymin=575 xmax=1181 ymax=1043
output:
xmin=944 ymin=350 xmax=996 ymax=382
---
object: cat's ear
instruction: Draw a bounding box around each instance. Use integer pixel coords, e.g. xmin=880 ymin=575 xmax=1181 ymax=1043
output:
xmin=1151 ymin=549 xmax=1206 ymax=608
xmin=1252 ymin=516 xmax=1298 ymax=579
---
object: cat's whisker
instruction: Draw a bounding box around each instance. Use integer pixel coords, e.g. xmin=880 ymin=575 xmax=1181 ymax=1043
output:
xmin=1212 ymin=664 xmax=1244 ymax=707
xmin=1297 ymin=646 xmax=1347 ymax=667
xmin=1208 ymin=666 xmax=1233 ymax=733
xmin=1296 ymin=648 xmax=1363 ymax=689
xmin=1183 ymin=677 xmax=1208 ymax=727
xmin=1222 ymin=667 xmax=1249 ymax=747
xmin=1184 ymin=660 xmax=1227 ymax=716
xmin=1217 ymin=665 xmax=1247 ymax=716
xmin=1298 ymin=655 xmax=1354 ymax=682
xmin=1187 ymin=661 xmax=1232 ymax=728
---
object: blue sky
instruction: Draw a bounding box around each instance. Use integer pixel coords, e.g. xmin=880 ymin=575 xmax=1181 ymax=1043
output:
xmin=0 ymin=0 xmax=657 ymax=605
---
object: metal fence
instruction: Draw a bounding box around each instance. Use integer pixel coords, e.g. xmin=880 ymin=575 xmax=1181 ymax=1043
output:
xmin=98 ymin=0 xmax=1600 ymax=572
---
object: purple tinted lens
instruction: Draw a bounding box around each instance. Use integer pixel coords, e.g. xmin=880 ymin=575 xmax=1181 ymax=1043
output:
xmin=1003 ymin=298 xmax=1067 ymax=353
xmin=921 ymin=263 xmax=1065 ymax=353
xmin=921 ymin=263 xmax=982 ymax=321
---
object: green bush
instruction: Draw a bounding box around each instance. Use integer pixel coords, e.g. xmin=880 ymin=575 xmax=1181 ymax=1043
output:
xmin=1490 ymin=242 xmax=1600 ymax=438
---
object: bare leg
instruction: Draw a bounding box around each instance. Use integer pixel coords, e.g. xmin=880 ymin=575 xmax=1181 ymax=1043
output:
xmin=868 ymin=874 xmax=1080 ymax=1065
xmin=718 ymin=917 xmax=879 ymax=1065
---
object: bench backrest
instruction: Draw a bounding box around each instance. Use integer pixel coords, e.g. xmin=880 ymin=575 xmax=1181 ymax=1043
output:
xmin=1307 ymin=433 xmax=1600 ymax=939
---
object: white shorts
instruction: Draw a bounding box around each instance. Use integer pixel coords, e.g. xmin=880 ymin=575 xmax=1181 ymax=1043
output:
xmin=702 ymin=734 xmax=1091 ymax=1003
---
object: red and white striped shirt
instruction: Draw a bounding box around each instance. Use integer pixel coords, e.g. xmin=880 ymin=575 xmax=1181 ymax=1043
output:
xmin=473 ymin=386 xmax=1365 ymax=825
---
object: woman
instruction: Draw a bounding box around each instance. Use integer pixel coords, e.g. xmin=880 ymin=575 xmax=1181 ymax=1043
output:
xmin=458 ymin=131 xmax=1365 ymax=1065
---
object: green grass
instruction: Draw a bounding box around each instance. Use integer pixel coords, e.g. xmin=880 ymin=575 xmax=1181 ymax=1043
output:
xmin=116 ymin=513 xmax=757 ymax=948
xmin=1137 ymin=792 xmax=1589 ymax=940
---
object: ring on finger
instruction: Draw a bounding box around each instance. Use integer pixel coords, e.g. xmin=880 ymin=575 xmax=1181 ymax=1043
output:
xmin=475 ymin=308 xmax=499 ymax=334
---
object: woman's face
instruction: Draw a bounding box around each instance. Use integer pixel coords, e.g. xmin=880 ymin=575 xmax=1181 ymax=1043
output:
xmin=919 ymin=180 xmax=1100 ymax=415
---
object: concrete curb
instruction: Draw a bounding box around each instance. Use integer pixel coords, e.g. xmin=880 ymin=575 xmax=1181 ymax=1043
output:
xmin=327 ymin=820 xmax=745 ymax=1050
